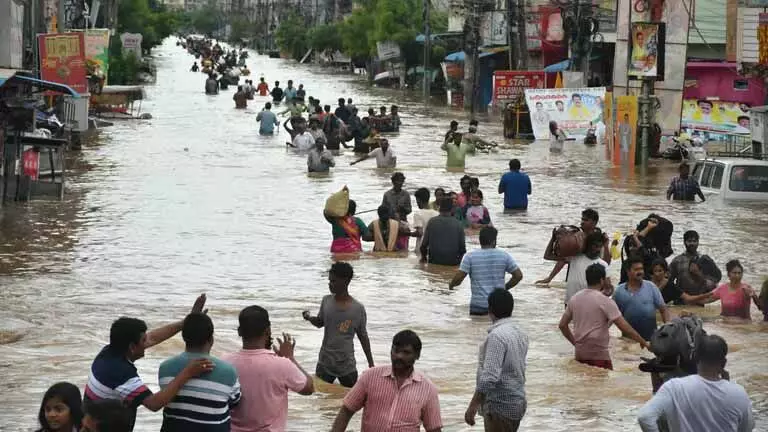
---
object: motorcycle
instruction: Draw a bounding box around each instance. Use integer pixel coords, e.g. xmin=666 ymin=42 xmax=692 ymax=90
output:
xmin=661 ymin=135 xmax=707 ymax=162
xmin=35 ymin=108 xmax=65 ymax=138
xmin=584 ymin=127 xmax=597 ymax=145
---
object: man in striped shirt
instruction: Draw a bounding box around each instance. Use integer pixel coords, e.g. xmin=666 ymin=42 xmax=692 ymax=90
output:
xmin=465 ymin=289 xmax=528 ymax=432
xmin=159 ymin=312 xmax=241 ymax=431
xmin=449 ymin=226 xmax=523 ymax=315
xmin=330 ymin=330 xmax=443 ymax=432
xmin=84 ymin=294 xmax=214 ymax=431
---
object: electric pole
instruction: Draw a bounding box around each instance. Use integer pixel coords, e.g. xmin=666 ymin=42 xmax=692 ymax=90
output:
xmin=423 ymin=0 xmax=431 ymax=100
xmin=463 ymin=0 xmax=481 ymax=113
xmin=517 ymin=0 xmax=527 ymax=68
xmin=506 ymin=0 xmax=518 ymax=69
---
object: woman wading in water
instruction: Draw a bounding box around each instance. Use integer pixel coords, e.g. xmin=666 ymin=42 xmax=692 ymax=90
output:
xmin=325 ymin=200 xmax=369 ymax=253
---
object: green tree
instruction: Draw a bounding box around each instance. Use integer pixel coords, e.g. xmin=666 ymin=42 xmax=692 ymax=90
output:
xmin=338 ymin=8 xmax=375 ymax=59
xmin=307 ymin=24 xmax=342 ymax=53
xmin=189 ymin=5 xmax=221 ymax=36
xmin=229 ymin=16 xmax=252 ymax=42
xmin=275 ymin=13 xmax=309 ymax=60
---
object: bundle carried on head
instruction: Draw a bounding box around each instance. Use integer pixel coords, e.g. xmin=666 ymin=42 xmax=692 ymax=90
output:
xmin=325 ymin=186 xmax=349 ymax=217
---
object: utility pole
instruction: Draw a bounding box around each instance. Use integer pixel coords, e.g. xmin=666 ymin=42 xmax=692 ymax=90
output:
xmin=422 ymin=0 xmax=431 ymax=100
xmin=517 ymin=0 xmax=527 ymax=68
xmin=463 ymin=0 xmax=481 ymax=113
xmin=638 ymin=79 xmax=653 ymax=168
xmin=506 ymin=0 xmax=517 ymax=69
xmin=58 ymin=0 xmax=66 ymax=33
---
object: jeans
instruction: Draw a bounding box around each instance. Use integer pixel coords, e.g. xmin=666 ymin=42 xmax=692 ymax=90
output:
xmin=316 ymin=364 xmax=358 ymax=388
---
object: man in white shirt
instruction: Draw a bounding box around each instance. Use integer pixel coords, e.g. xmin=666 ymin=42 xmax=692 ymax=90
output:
xmin=350 ymin=139 xmax=396 ymax=168
xmin=637 ymin=334 xmax=754 ymax=432
xmin=412 ymin=188 xmax=439 ymax=255
xmin=564 ymin=232 xmax=610 ymax=305
xmin=287 ymin=119 xmax=315 ymax=153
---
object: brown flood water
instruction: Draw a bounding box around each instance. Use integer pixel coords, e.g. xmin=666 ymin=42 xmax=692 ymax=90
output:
xmin=0 ymin=39 xmax=766 ymax=431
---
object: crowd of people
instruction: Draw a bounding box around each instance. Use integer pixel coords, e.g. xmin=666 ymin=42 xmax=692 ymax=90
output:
xmin=28 ymin=39 xmax=767 ymax=432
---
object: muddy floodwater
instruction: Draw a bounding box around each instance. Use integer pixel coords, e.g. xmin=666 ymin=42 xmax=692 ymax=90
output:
xmin=0 ymin=39 xmax=766 ymax=431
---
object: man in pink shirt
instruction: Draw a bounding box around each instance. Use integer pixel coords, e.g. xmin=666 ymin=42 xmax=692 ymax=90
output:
xmin=330 ymin=330 xmax=443 ymax=432
xmin=558 ymin=263 xmax=649 ymax=370
xmin=224 ymin=306 xmax=314 ymax=432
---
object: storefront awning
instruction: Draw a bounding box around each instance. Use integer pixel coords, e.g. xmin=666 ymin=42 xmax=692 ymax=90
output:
xmin=0 ymin=68 xmax=80 ymax=97
xmin=543 ymin=59 xmax=571 ymax=73
xmin=444 ymin=47 xmax=507 ymax=62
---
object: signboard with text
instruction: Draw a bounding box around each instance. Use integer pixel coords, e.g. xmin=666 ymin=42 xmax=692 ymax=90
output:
xmin=524 ymin=87 xmax=606 ymax=139
xmin=492 ymin=71 xmax=545 ymax=106
xmin=37 ymin=32 xmax=87 ymax=94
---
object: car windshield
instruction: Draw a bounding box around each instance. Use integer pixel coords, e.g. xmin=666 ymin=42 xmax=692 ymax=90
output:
xmin=729 ymin=165 xmax=768 ymax=192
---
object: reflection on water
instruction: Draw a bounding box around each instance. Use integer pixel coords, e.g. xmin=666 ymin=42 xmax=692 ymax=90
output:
xmin=0 ymin=39 xmax=767 ymax=431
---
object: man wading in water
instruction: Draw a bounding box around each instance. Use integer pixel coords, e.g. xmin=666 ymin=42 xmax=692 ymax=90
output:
xmin=302 ymin=262 xmax=374 ymax=387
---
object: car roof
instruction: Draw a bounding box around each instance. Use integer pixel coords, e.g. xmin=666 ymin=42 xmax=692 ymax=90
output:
xmin=696 ymin=158 xmax=768 ymax=167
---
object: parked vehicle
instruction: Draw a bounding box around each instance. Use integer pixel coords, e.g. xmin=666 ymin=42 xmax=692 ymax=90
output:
xmin=691 ymin=158 xmax=768 ymax=201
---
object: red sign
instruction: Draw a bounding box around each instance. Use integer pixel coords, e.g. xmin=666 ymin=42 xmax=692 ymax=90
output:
xmin=492 ymin=71 xmax=545 ymax=106
xmin=38 ymin=32 xmax=87 ymax=94
xmin=22 ymin=149 xmax=40 ymax=180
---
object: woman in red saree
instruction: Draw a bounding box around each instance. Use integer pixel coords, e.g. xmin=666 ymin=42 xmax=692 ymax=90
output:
xmin=325 ymin=200 xmax=369 ymax=253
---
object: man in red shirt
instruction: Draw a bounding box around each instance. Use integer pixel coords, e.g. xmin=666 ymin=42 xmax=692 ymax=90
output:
xmin=330 ymin=330 xmax=442 ymax=432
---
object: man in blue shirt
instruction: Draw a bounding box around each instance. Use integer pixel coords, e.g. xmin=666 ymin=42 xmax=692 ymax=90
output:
xmin=159 ymin=313 xmax=241 ymax=432
xmin=256 ymin=103 xmax=279 ymax=135
xmin=448 ymin=227 xmax=524 ymax=315
xmin=614 ymin=255 xmax=671 ymax=340
xmin=498 ymin=159 xmax=531 ymax=210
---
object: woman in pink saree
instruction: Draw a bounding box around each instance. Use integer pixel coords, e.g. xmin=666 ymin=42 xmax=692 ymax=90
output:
xmin=325 ymin=200 xmax=369 ymax=253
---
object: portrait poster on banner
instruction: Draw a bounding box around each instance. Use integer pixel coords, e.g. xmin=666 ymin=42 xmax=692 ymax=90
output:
xmin=615 ymin=95 xmax=639 ymax=166
xmin=37 ymin=32 xmax=88 ymax=94
xmin=83 ymin=29 xmax=111 ymax=84
xmin=681 ymin=99 xmax=751 ymax=134
xmin=524 ymin=87 xmax=606 ymax=140
xmin=492 ymin=71 xmax=545 ymax=106
xmin=628 ymin=22 xmax=666 ymax=79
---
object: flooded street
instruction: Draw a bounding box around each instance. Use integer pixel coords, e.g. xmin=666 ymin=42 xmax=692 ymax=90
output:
xmin=1 ymin=39 xmax=767 ymax=431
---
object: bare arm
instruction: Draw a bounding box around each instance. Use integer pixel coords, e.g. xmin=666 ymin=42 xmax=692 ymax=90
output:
xmin=537 ymin=260 xmax=566 ymax=284
xmin=505 ymin=268 xmax=523 ymax=290
xmin=357 ymin=330 xmax=374 ymax=367
xmin=558 ymin=311 xmax=575 ymax=346
xmin=293 ymin=358 xmax=314 ymax=395
xmin=613 ymin=316 xmax=650 ymax=349
xmin=350 ymin=154 xmax=370 ymax=165
xmin=146 ymin=294 xmax=207 ymax=348
xmin=659 ymin=305 xmax=671 ymax=323
xmin=145 ymin=358 xmax=211 ymax=411
xmin=330 ymin=406 xmax=355 ymax=432
xmin=145 ymin=322 xmax=182 ymax=349
xmin=448 ymin=270 xmax=468 ymax=290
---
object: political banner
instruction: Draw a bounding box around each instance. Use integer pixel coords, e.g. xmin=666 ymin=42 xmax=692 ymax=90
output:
xmin=83 ymin=29 xmax=110 ymax=84
xmin=524 ymin=87 xmax=606 ymax=140
xmin=628 ymin=22 xmax=666 ymax=80
xmin=492 ymin=71 xmax=544 ymax=106
xmin=615 ymin=95 xmax=638 ymax=166
xmin=37 ymin=32 xmax=88 ymax=94
xmin=681 ymin=99 xmax=751 ymax=134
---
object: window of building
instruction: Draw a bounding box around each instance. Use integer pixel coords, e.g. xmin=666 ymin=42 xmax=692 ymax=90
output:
xmin=733 ymin=79 xmax=749 ymax=91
